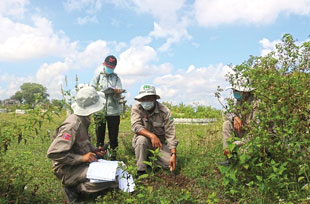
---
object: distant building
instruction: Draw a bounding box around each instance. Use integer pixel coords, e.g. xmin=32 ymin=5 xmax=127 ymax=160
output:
xmin=0 ymin=108 xmax=7 ymax=113
xmin=3 ymin=99 xmax=21 ymax=106
xmin=15 ymin=109 xmax=26 ymax=114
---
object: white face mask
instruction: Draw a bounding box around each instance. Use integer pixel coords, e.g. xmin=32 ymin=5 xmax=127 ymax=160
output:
xmin=141 ymin=101 xmax=155 ymax=110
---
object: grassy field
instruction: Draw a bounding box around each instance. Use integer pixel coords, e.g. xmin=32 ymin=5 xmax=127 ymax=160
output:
xmin=0 ymin=112 xmax=233 ymax=204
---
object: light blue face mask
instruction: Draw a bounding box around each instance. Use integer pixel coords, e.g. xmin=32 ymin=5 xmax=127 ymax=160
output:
xmin=233 ymin=91 xmax=243 ymax=100
xmin=141 ymin=101 xmax=155 ymax=111
xmin=105 ymin=66 xmax=114 ymax=75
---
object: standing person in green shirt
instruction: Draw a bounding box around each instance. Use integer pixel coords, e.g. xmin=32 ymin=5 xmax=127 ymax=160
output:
xmin=91 ymin=55 xmax=125 ymax=160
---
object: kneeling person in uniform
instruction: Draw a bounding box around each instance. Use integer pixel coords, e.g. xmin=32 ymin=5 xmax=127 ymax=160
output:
xmin=47 ymin=87 xmax=117 ymax=203
xmin=219 ymin=77 xmax=257 ymax=165
xmin=131 ymin=84 xmax=178 ymax=177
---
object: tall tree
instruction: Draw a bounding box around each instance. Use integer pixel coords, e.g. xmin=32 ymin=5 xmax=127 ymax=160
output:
xmin=11 ymin=83 xmax=49 ymax=105
xmin=11 ymin=91 xmax=23 ymax=102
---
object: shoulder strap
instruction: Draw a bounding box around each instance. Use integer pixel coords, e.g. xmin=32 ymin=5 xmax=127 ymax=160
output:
xmin=97 ymin=72 xmax=104 ymax=85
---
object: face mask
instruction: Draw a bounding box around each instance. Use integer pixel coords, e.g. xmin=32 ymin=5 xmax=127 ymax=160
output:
xmin=105 ymin=67 xmax=114 ymax=75
xmin=233 ymin=91 xmax=243 ymax=100
xmin=141 ymin=101 xmax=155 ymax=111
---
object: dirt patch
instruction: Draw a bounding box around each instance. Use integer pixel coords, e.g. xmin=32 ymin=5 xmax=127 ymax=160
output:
xmin=139 ymin=171 xmax=196 ymax=190
xmin=141 ymin=172 xmax=195 ymax=190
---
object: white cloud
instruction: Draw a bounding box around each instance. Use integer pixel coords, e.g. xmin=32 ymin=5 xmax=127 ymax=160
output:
xmin=64 ymin=0 xmax=102 ymax=14
xmin=117 ymin=46 xmax=172 ymax=78
xmin=0 ymin=39 xmax=110 ymax=100
xmin=64 ymin=0 xmax=102 ymax=25
xmin=36 ymin=62 xmax=69 ymax=98
xmin=135 ymin=0 xmax=192 ymax=51
xmin=106 ymin=0 xmax=133 ymax=8
xmin=69 ymin=0 xmax=192 ymax=50
xmin=117 ymin=45 xmax=157 ymax=76
xmin=111 ymin=41 xmax=127 ymax=53
xmin=105 ymin=36 xmax=174 ymax=90
xmin=77 ymin=15 xmax=98 ymax=24
xmin=0 ymin=86 xmax=3 ymax=97
xmin=153 ymin=64 xmax=231 ymax=108
xmin=130 ymin=36 xmax=152 ymax=47
xmin=0 ymin=15 xmax=77 ymax=61
xmin=194 ymin=0 xmax=310 ymax=27
xmin=150 ymin=20 xmax=191 ymax=52
xmin=0 ymin=0 xmax=29 ymax=18
xmin=132 ymin=0 xmax=185 ymax=23
xmin=0 ymin=62 xmax=68 ymax=100
xmin=259 ymin=38 xmax=280 ymax=56
xmin=0 ymin=73 xmax=34 ymax=99
xmin=114 ymin=0 xmax=192 ymax=51
xmin=35 ymin=40 xmax=110 ymax=98
xmin=0 ymin=68 xmax=65 ymax=100
xmin=74 ymin=40 xmax=110 ymax=68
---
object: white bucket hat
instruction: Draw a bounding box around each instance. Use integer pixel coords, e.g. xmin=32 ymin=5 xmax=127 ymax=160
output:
xmin=134 ymin=84 xmax=160 ymax=101
xmin=226 ymin=77 xmax=255 ymax=92
xmin=71 ymin=86 xmax=106 ymax=116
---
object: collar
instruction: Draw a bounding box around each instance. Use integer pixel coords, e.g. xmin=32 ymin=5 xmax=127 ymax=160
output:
xmin=153 ymin=101 xmax=160 ymax=113
xmin=79 ymin=115 xmax=91 ymax=128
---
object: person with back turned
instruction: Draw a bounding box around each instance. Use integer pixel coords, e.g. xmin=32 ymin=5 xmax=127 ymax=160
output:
xmin=47 ymin=86 xmax=117 ymax=203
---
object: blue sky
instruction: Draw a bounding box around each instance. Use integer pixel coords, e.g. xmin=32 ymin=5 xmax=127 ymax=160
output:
xmin=0 ymin=0 xmax=310 ymax=108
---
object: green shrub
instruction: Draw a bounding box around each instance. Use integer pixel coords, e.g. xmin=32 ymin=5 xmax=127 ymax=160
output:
xmin=219 ymin=34 xmax=310 ymax=202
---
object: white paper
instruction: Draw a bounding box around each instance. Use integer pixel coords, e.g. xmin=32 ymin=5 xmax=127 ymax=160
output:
xmin=116 ymin=169 xmax=135 ymax=193
xmin=86 ymin=159 xmax=119 ymax=181
xmin=86 ymin=159 xmax=135 ymax=192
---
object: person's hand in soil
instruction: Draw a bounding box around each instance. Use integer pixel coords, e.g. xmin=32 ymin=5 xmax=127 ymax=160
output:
xmin=169 ymin=154 xmax=176 ymax=172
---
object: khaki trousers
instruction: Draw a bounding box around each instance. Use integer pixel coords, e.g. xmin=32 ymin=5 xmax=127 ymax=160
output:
xmin=132 ymin=135 xmax=171 ymax=171
xmin=60 ymin=163 xmax=117 ymax=193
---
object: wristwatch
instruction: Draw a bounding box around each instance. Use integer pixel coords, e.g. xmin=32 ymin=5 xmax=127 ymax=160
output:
xmin=170 ymin=152 xmax=176 ymax=156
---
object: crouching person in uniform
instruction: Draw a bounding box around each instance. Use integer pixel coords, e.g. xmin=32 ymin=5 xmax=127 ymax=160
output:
xmin=47 ymin=86 xmax=117 ymax=203
xmin=131 ymin=84 xmax=178 ymax=177
xmin=218 ymin=77 xmax=257 ymax=165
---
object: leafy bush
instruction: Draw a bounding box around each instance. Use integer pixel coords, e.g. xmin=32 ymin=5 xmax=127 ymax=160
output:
xmin=219 ymin=34 xmax=310 ymax=202
xmin=0 ymin=97 xmax=62 ymax=203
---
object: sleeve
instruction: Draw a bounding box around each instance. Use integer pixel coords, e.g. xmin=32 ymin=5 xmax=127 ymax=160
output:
xmin=113 ymin=76 xmax=122 ymax=100
xmin=115 ymin=76 xmax=122 ymax=89
xmin=90 ymin=73 xmax=100 ymax=90
xmin=224 ymin=100 xmax=239 ymax=122
xmin=225 ymin=112 xmax=236 ymax=122
xmin=163 ymin=110 xmax=178 ymax=149
xmin=47 ymin=125 xmax=83 ymax=165
xmin=131 ymin=105 xmax=145 ymax=134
